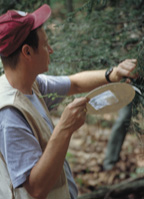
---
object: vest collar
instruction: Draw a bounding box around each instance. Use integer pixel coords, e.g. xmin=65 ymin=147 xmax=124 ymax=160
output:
xmin=0 ymin=74 xmax=17 ymax=108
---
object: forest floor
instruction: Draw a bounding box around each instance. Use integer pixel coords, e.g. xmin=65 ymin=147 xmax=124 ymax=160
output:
xmin=52 ymin=112 xmax=144 ymax=198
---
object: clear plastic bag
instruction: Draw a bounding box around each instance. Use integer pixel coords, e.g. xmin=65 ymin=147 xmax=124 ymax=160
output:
xmin=89 ymin=90 xmax=119 ymax=110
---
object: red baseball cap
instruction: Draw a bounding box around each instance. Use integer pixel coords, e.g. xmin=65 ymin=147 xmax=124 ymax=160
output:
xmin=0 ymin=4 xmax=51 ymax=57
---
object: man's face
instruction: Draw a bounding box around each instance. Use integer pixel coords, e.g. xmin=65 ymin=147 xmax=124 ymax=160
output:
xmin=33 ymin=27 xmax=53 ymax=73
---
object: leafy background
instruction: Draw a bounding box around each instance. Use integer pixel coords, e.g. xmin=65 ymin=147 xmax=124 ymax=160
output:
xmin=0 ymin=0 xmax=144 ymax=198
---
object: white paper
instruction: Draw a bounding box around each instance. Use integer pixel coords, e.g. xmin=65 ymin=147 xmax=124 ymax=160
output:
xmin=89 ymin=90 xmax=119 ymax=110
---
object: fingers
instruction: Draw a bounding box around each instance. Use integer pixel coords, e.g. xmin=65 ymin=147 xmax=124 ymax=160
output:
xmin=59 ymin=97 xmax=89 ymax=134
xmin=69 ymin=97 xmax=89 ymax=109
xmin=116 ymin=59 xmax=137 ymax=80
xmin=119 ymin=59 xmax=136 ymax=74
xmin=83 ymin=107 xmax=87 ymax=113
xmin=68 ymin=97 xmax=88 ymax=117
xmin=77 ymin=105 xmax=87 ymax=115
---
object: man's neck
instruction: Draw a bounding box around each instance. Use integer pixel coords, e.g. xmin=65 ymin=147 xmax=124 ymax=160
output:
xmin=5 ymin=67 xmax=36 ymax=95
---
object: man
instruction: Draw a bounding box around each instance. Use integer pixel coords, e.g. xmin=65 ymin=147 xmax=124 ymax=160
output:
xmin=0 ymin=4 xmax=137 ymax=199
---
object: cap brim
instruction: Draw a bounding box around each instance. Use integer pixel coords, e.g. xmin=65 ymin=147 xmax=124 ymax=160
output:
xmin=86 ymin=82 xmax=135 ymax=114
xmin=31 ymin=4 xmax=51 ymax=30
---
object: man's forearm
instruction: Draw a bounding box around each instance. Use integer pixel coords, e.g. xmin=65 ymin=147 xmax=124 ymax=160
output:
xmin=68 ymin=59 xmax=137 ymax=95
xmin=23 ymin=97 xmax=88 ymax=199
xmin=68 ymin=69 xmax=107 ymax=95
xmin=24 ymin=125 xmax=72 ymax=199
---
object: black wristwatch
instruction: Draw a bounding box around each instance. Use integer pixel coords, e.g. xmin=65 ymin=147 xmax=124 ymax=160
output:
xmin=105 ymin=67 xmax=113 ymax=83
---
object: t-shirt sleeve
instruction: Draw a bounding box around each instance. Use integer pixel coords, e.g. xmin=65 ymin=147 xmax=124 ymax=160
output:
xmin=36 ymin=74 xmax=71 ymax=110
xmin=0 ymin=107 xmax=42 ymax=188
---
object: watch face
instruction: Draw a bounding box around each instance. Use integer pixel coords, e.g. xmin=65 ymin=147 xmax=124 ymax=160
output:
xmin=86 ymin=82 xmax=135 ymax=114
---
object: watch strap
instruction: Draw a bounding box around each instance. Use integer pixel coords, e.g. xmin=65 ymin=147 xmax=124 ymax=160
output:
xmin=105 ymin=67 xmax=113 ymax=83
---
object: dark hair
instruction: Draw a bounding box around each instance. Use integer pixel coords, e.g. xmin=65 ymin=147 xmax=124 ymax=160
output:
xmin=1 ymin=28 xmax=39 ymax=70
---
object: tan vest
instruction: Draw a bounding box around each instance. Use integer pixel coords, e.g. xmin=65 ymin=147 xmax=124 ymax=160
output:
xmin=0 ymin=74 xmax=70 ymax=199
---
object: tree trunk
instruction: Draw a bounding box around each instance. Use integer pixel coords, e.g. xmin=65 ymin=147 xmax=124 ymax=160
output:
xmin=66 ymin=0 xmax=74 ymax=13
xmin=47 ymin=0 xmax=50 ymax=5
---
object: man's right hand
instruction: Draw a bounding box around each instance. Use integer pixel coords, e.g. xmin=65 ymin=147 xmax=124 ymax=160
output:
xmin=58 ymin=97 xmax=89 ymax=135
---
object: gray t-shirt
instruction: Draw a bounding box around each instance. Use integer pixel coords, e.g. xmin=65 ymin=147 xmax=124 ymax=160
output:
xmin=0 ymin=74 xmax=78 ymax=199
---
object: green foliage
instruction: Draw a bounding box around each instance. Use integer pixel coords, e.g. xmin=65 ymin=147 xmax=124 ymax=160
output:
xmin=48 ymin=0 xmax=143 ymax=76
xmin=0 ymin=0 xmax=52 ymax=14
xmin=130 ymin=39 xmax=144 ymax=135
xmin=46 ymin=0 xmax=144 ymax=135
xmin=66 ymin=152 xmax=75 ymax=162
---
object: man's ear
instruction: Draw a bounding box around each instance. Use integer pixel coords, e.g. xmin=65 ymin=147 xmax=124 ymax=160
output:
xmin=21 ymin=44 xmax=32 ymax=59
